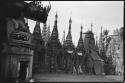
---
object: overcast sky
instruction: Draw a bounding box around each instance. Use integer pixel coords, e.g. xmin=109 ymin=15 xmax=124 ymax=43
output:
xmin=27 ymin=1 xmax=124 ymax=45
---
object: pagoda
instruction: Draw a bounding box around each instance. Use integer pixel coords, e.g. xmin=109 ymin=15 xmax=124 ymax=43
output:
xmin=75 ymin=25 xmax=85 ymax=74
xmin=46 ymin=13 xmax=63 ymax=73
xmin=95 ymin=36 xmax=99 ymax=54
xmin=76 ymin=25 xmax=84 ymax=55
xmin=32 ymin=21 xmax=45 ymax=73
xmin=64 ymin=17 xmax=75 ymax=73
xmin=98 ymin=27 xmax=104 ymax=54
xmin=83 ymin=25 xmax=104 ymax=75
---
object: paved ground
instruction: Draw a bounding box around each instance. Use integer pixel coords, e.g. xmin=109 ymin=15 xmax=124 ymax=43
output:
xmin=33 ymin=73 xmax=123 ymax=82
xmin=105 ymin=75 xmax=123 ymax=82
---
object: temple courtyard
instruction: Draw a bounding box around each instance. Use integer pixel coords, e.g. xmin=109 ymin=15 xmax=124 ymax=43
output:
xmin=33 ymin=73 xmax=123 ymax=82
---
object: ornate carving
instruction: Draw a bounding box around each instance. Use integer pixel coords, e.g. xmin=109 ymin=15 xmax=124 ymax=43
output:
xmin=10 ymin=32 xmax=30 ymax=41
xmin=11 ymin=46 xmax=33 ymax=55
xmin=0 ymin=1 xmax=51 ymax=23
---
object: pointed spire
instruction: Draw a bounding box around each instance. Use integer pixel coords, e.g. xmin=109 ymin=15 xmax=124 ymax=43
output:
xmin=99 ymin=26 xmax=104 ymax=52
xmin=65 ymin=17 xmax=74 ymax=50
xmin=33 ymin=21 xmax=41 ymax=34
xmin=55 ymin=12 xmax=58 ymax=19
xmin=54 ymin=12 xmax=58 ymax=25
xmin=69 ymin=17 xmax=72 ymax=31
xmin=42 ymin=23 xmax=47 ymax=43
xmin=91 ymin=24 xmax=93 ymax=32
xmin=64 ymin=30 xmax=65 ymax=38
xmin=96 ymin=36 xmax=98 ymax=45
xmin=77 ymin=24 xmax=84 ymax=52
xmin=62 ymin=30 xmax=66 ymax=45
xmin=95 ymin=36 xmax=99 ymax=52
xmin=54 ymin=12 xmax=58 ymax=27
xmin=101 ymin=26 xmax=102 ymax=34
xmin=80 ymin=24 xmax=83 ymax=35
xmin=51 ymin=12 xmax=59 ymax=40
xmin=69 ymin=17 xmax=72 ymax=24
xmin=47 ymin=25 xmax=51 ymax=38
xmin=100 ymin=26 xmax=103 ymax=37
xmin=33 ymin=21 xmax=43 ymax=40
xmin=66 ymin=17 xmax=72 ymax=41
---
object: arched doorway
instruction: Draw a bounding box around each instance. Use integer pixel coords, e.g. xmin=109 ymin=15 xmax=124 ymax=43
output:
xmin=19 ymin=61 xmax=29 ymax=80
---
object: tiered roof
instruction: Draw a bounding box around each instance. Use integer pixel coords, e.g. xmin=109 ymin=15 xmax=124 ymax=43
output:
xmin=76 ymin=25 xmax=84 ymax=53
xmin=65 ymin=17 xmax=74 ymax=51
xmin=47 ymin=12 xmax=61 ymax=48
xmin=33 ymin=21 xmax=43 ymax=41
xmin=51 ymin=12 xmax=59 ymax=40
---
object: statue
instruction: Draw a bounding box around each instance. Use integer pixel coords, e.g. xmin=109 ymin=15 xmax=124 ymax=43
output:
xmin=0 ymin=2 xmax=51 ymax=79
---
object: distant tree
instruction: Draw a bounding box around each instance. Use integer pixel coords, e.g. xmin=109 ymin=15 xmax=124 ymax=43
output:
xmin=119 ymin=27 xmax=123 ymax=41
xmin=105 ymin=28 xmax=123 ymax=75
xmin=102 ymin=29 xmax=111 ymax=56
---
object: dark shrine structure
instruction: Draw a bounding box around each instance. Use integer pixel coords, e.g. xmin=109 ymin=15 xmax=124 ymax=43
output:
xmin=46 ymin=13 xmax=63 ymax=73
xmin=83 ymin=28 xmax=104 ymax=75
xmin=0 ymin=14 xmax=34 ymax=80
xmin=0 ymin=1 xmax=51 ymax=81
xmin=63 ymin=17 xmax=75 ymax=73
xmin=74 ymin=25 xmax=85 ymax=74
xmin=32 ymin=21 xmax=46 ymax=73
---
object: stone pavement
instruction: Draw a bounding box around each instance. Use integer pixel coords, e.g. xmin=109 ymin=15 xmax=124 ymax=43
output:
xmin=33 ymin=73 xmax=123 ymax=82
xmin=105 ymin=75 xmax=123 ymax=82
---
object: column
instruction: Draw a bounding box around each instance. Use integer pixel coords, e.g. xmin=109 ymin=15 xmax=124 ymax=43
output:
xmin=29 ymin=56 xmax=33 ymax=79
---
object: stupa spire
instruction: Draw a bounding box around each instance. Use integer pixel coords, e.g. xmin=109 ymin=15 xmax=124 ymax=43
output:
xmin=101 ymin=26 xmax=102 ymax=34
xmin=51 ymin=12 xmax=58 ymax=40
xmin=77 ymin=24 xmax=84 ymax=51
xmin=80 ymin=24 xmax=83 ymax=36
xmin=42 ymin=23 xmax=47 ymax=43
xmin=33 ymin=21 xmax=41 ymax=34
xmin=33 ymin=21 xmax=43 ymax=40
xmin=66 ymin=17 xmax=72 ymax=41
xmin=91 ymin=24 xmax=93 ymax=32
xmin=62 ymin=30 xmax=66 ymax=45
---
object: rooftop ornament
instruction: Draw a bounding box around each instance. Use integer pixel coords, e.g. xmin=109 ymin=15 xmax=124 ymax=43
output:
xmin=0 ymin=1 xmax=51 ymax=23
xmin=29 ymin=1 xmax=51 ymax=15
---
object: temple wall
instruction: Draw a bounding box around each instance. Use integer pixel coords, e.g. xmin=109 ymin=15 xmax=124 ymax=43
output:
xmin=0 ymin=16 xmax=34 ymax=80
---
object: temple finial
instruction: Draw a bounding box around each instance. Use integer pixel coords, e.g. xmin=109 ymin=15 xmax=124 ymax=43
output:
xmin=55 ymin=12 xmax=58 ymax=19
xmin=69 ymin=17 xmax=72 ymax=24
xmin=81 ymin=24 xmax=83 ymax=31
xmin=101 ymin=26 xmax=102 ymax=34
xmin=91 ymin=24 xmax=93 ymax=32
xmin=81 ymin=24 xmax=83 ymax=34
